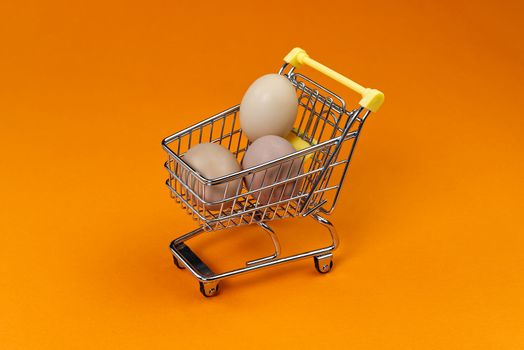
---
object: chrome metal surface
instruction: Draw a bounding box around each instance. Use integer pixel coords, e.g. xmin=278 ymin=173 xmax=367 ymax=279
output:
xmin=314 ymin=253 xmax=334 ymax=273
xmin=163 ymin=58 xmax=374 ymax=295
xmin=162 ymin=68 xmax=369 ymax=231
xmin=169 ymin=213 xmax=339 ymax=284
xmin=246 ymin=222 xmax=281 ymax=266
xmin=200 ymin=281 xmax=219 ymax=297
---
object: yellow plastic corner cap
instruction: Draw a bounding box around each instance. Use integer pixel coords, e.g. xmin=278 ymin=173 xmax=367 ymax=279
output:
xmin=286 ymin=131 xmax=315 ymax=160
xmin=284 ymin=47 xmax=309 ymax=68
xmin=286 ymin=132 xmax=311 ymax=151
xmin=359 ymin=88 xmax=385 ymax=112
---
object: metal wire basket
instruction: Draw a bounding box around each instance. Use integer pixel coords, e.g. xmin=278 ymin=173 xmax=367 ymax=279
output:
xmin=162 ymin=48 xmax=384 ymax=297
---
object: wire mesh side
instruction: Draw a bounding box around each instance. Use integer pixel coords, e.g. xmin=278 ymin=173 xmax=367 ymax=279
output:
xmin=162 ymin=74 xmax=367 ymax=230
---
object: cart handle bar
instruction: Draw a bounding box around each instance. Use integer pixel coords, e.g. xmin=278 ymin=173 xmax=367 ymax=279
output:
xmin=284 ymin=48 xmax=384 ymax=112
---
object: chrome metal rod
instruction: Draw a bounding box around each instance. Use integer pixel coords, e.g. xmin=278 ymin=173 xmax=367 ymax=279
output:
xmin=169 ymin=213 xmax=338 ymax=282
xmin=312 ymin=213 xmax=339 ymax=249
xmin=299 ymin=107 xmax=363 ymax=213
xmin=246 ymin=222 xmax=281 ymax=266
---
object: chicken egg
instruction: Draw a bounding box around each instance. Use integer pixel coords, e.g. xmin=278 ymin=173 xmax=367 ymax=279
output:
xmin=242 ymin=135 xmax=303 ymax=205
xmin=182 ymin=143 xmax=242 ymax=211
xmin=239 ymin=74 xmax=298 ymax=142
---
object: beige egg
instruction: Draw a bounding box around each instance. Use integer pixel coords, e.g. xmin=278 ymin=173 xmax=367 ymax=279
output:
xmin=182 ymin=143 xmax=242 ymax=211
xmin=239 ymin=74 xmax=298 ymax=142
xmin=242 ymin=135 xmax=303 ymax=206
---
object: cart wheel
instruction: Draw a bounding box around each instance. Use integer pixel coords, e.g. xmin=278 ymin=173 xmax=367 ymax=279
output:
xmin=199 ymin=281 xmax=220 ymax=297
xmin=314 ymin=255 xmax=333 ymax=274
xmin=172 ymin=256 xmax=185 ymax=269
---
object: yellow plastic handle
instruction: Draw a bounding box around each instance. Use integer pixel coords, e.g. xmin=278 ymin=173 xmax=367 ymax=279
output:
xmin=284 ymin=47 xmax=384 ymax=112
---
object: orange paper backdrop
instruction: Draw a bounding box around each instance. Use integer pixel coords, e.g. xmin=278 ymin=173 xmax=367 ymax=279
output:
xmin=1 ymin=0 xmax=523 ymax=348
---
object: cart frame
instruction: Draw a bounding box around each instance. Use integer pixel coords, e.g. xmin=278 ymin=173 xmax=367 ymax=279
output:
xmin=162 ymin=48 xmax=384 ymax=296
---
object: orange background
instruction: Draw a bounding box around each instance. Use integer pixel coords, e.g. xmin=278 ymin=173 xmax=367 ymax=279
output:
xmin=1 ymin=0 xmax=523 ymax=348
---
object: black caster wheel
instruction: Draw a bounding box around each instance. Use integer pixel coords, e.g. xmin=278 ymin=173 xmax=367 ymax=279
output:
xmin=199 ymin=282 xmax=220 ymax=297
xmin=172 ymin=256 xmax=185 ymax=269
xmin=314 ymin=256 xmax=333 ymax=274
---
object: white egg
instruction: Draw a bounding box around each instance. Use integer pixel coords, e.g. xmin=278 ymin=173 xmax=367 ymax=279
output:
xmin=239 ymin=74 xmax=298 ymax=142
xmin=242 ymin=135 xmax=303 ymax=205
xmin=182 ymin=143 xmax=242 ymax=211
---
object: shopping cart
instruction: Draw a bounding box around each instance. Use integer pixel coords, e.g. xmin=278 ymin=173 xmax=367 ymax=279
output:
xmin=162 ymin=48 xmax=384 ymax=297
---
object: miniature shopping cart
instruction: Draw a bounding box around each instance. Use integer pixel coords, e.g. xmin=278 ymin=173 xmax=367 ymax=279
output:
xmin=162 ymin=48 xmax=384 ymax=297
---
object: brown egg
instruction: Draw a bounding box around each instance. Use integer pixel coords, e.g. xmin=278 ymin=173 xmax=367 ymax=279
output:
xmin=242 ymin=135 xmax=303 ymax=206
xmin=182 ymin=143 xmax=242 ymax=211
